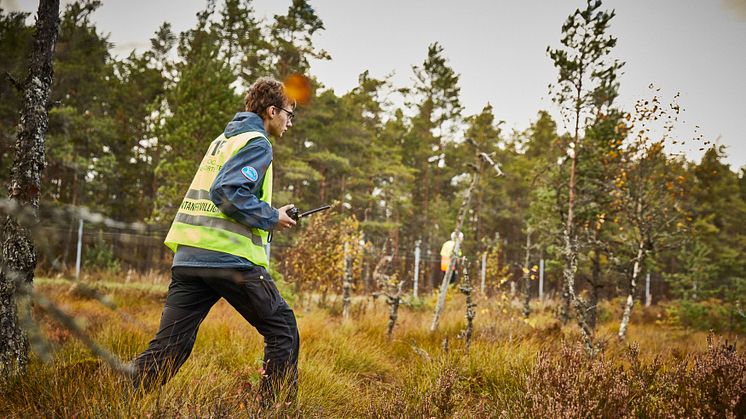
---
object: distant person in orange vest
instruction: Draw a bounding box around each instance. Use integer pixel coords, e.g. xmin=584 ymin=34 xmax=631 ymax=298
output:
xmin=440 ymin=231 xmax=463 ymax=284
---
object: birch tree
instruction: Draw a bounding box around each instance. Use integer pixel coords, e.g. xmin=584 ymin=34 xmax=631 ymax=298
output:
xmin=342 ymin=243 xmax=353 ymax=320
xmin=615 ymin=93 xmax=685 ymax=340
xmin=0 ymin=0 xmax=60 ymax=375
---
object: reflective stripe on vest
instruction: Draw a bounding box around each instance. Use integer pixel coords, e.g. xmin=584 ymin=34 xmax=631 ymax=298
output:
xmin=164 ymin=131 xmax=273 ymax=268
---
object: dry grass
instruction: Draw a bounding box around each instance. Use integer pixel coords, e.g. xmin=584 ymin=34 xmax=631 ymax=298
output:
xmin=1 ymin=277 xmax=744 ymax=417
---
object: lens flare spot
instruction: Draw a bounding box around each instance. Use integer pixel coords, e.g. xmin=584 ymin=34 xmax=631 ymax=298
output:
xmin=284 ymin=74 xmax=312 ymax=105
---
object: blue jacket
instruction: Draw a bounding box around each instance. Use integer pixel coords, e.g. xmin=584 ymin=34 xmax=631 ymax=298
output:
xmin=173 ymin=112 xmax=279 ymax=268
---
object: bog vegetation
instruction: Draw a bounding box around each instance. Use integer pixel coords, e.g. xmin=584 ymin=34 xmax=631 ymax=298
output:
xmin=1 ymin=276 xmax=745 ymax=417
xmin=1 ymin=0 xmax=745 ymax=416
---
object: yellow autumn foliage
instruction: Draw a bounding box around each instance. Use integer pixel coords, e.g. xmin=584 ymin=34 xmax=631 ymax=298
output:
xmin=283 ymin=208 xmax=363 ymax=295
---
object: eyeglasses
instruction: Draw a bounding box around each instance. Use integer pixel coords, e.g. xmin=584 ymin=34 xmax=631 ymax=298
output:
xmin=275 ymin=105 xmax=295 ymax=121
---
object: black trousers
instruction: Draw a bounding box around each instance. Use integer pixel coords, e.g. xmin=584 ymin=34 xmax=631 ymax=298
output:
xmin=132 ymin=265 xmax=299 ymax=396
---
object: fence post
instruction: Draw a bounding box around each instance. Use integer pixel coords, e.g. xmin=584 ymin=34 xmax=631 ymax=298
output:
xmin=413 ymin=239 xmax=421 ymax=299
xmin=75 ymin=218 xmax=83 ymax=280
xmin=539 ymin=257 xmax=545 ymax=301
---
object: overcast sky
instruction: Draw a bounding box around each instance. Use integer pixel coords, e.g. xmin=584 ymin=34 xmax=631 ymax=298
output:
xmin=5 ymin=0 xmax=746 ymax=170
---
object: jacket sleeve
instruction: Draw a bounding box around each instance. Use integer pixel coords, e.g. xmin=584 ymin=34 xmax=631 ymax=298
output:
xmin=210 ymin=139 xmax=279 ymax=231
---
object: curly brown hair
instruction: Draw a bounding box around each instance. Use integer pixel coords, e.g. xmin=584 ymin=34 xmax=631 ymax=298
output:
xmin=244 ymin=77 xmax=291 ymax=118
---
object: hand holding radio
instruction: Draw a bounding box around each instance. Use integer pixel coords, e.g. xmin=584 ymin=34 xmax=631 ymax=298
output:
xmin=287 ymin=204 xmax=331 ymax=221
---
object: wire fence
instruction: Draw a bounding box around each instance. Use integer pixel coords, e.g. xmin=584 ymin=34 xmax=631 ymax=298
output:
xmin=2 ymin=198 xmax=670 ymax=303
xmin=0 ymin=198 xmax=675 ymax=374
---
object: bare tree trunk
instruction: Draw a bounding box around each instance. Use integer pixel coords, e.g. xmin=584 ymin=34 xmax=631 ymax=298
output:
xmin=562 ymin=144 xmax=578 ymax=315
xmin=561 ymin=85 xmax=582 ymax=326
xmin=430 ymin=169 xmax=479 ymax=331
xmin=588 ymin=248 xmax=602 ymax=330
xmin=431 ymin=144 xmax=502 ymax=332
xmin=371 ymin=250 xmax=401 ymax=339
xmin=618 ymin=239 xmax=645 ymax=340
xmin=560 ymin=100 xmax=597 ymax=354
xmin=458 ymin=258 xmax=475 ymax=352
xmin=1 ymin=0 xmax=60 ymax=376
xmin=386 ymin=278 xmax=403 ymax=339
xmin=560 ymin=271 xmax=571 ymax=324
xmin=563 ymin=230 xmax=596 ymax=353
xmin=342 ymin=243 xmax=352 ymax=321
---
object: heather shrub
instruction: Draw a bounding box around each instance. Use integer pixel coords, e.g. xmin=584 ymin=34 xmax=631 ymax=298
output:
xmin=650 ymin=335 xmax=746 ymax=418
xmin=516 ymin=343 xmax=634 ymax=417
xmin=511 ymin=336 xmax=746 ymax=418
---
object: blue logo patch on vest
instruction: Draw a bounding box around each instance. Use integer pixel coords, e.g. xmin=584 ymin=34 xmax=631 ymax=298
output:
xmin=241 ymin=166 xmax=258 ymax=182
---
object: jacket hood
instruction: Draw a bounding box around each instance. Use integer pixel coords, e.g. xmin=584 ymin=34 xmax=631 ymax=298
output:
xmin=224 ymin=112 xmax=267 ymax=138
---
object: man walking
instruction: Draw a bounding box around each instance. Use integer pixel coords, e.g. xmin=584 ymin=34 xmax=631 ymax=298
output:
xmin=132 ymin=77 xmax=299 ymax=400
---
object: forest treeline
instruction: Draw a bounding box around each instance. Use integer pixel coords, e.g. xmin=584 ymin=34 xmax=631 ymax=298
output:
xmin=1 ymin=0 xmax=744 ymax=322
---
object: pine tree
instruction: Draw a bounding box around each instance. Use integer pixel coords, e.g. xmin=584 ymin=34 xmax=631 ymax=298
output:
xmin=269 ymin=0 xmax=330 ymax=79
xmin=574 ymin=109 xmax=625 ymax=330
xmin=454 ymin=104 xmax=503 ymax=256
xmin=547 ymin=0 xmax=623 ymax=351
xmin=404 ymin=42 xmax=463 ymax=289
xmin=42 ymin=0 xmax=115 ymax=215
xmin=215 ymin=0 xmax=267 ymax=85
xmin=151 ymin=5 xmax=239 ymax=223
xmin=684 ymin=146 xmax=746 ymax=301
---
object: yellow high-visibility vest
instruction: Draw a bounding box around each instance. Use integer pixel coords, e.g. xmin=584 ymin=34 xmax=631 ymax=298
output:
xmin=164 ymin=131 xmax=273 ymax=268
xmin=440 ymin=239 xmax=464 ymax=271
xmin=440 ymin=240 xmax=455 ymax=272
